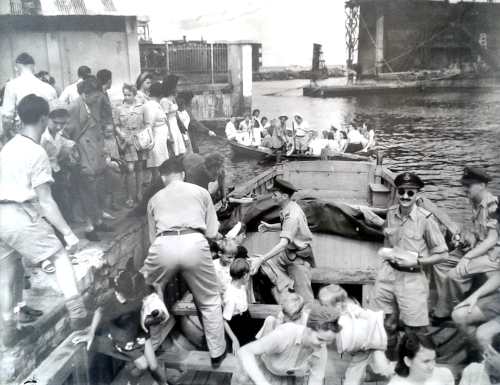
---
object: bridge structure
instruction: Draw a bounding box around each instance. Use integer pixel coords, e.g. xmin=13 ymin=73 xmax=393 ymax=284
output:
xmin=344 ymin=0 xmax=500 ymax=78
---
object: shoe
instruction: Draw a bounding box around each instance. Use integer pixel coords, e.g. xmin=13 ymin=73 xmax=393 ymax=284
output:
xmin=18 ymin=310 xmax=37 ymax=324
xmin=85 ymin=230 xmax=101 ymax=242
xmin=430 ymin=315 xmax=452 ymax=327
xmin=210 ymin=350 xmax=227 ymax=369
xmin=20 ymin=305 xmax=43 ymax=317
xmin=95 ymin=223 xmax=114 ymax=232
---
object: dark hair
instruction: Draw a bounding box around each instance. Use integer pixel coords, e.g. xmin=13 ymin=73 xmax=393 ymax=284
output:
xmin=17 ymin=94 xmax=49 ymax=125
xmin=77 ymin=76 xmax=98 ymax=95
xmin=341 ymin=131 xmax=348 ymax=140
xmin=162 ymin=74 xmax=179 ymax=97
xmin=16 ymin=52 xmax=35 ymax=65
xmin=49 ymin=109 xmax=70 ymax=120
xmin=306 ymin=304 xmax=342 ymax=333
xmin=229 ymin=258 xmax=250 ymax=279
xmin=149 ymin=82 xmax=163 ymax=98
xmin=327 ymin=132 xmax=334 ymax=140
xmin=236 ymin=245 xmax=248 ymax=259
xmin=122 ymin=83 xmax=137 ymax=95
xmin=96 ymin=69 xmax=112 ymax=88
xmin=159 ymin=156 xmax=184 ymax=176
xmin=77 ymin=65 xmax=91 ymax=79
xmin=35 ymin=70 xmax=50 ymax=83
xmin=261 ymin=116 xmax=268 ymax=123
xmin=395 ymin=332 xmax=435 ymax=377
xmin=252 ymin=109 xmax=260 ymax=116
xmin=204 ymin=153 xmax=224 ymax=172
xmin=136 ymin=72 xmax=153 ymax=90
xmin=492 ymin=332 xmax=500 ymax=353
xmin=113 ymin=270 xmax=146 ymax=300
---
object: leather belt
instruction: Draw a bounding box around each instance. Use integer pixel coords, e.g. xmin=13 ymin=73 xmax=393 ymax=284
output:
xmin=388 ymin=261 xmax=422 ymax=273
xmin=157 ymin=229 xmax=201 ymax=237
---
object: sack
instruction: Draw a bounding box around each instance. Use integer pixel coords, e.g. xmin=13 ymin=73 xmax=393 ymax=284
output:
xmin=133 ymin=127 xmax=154 ymax=152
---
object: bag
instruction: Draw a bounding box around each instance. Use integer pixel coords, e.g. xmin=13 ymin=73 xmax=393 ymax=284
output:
xmin=132 ymin=127 xmax=154 ymax=152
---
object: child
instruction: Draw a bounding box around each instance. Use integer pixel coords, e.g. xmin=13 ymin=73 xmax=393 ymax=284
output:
xmin=103 ymin=125 xmax=124 ymax=212
xmin=213 ymin=238 xmax=236 ymax=295
xmin=255 ymin=292 xmax=307 ymax=339
xmin=72 ymin=263 xmax=170 ymax=385
xmin=319 ymin=284 xmax=394 ymax=385
xmin=222 ymin=258 xmax=262 ymax=352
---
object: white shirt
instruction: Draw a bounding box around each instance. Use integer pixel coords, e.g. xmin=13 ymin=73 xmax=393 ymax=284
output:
xmin=59 ymin=80 xmax=81 ymax=105
xmin=40 ymin=128 xmax=63 ymax=173
xmin=348 ymin=129 xmax=368 ymax=145
xmin=2 ymin=72 xmax=57 ymax=120
xmin=388 ymin=367 xmax=455 ymax=385
xmin=0 ymin=135 xmax=54 ymax=202
xmin=213 ymin=258 xmax=232 ymax=294
xmin=308 ymin=138 xmax=327 ymax=156
xmin=225 ymin=121 xmax=237 ymax=140
xmin=222 ymin=282 xmax=248 ymax=320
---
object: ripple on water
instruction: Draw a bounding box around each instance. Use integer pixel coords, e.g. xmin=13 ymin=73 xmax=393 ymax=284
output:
xmin=200 ymin=80 xmax=500 ymax=224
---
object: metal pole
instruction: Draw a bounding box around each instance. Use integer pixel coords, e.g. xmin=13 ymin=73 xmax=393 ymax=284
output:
xmin=210 ymin=43 xmax=215 ymax=84
xmin=165 ymin=42 xmax=170 ymax=74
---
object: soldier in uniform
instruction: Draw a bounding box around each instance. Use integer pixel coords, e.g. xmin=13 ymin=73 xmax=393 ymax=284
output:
xmin=371 ymin=172 xmax=449 ymax=360
xmin=433 ymin=167 xmax=500 ymax=324
xmin=250 ymin=178 xmax=315 ymax=303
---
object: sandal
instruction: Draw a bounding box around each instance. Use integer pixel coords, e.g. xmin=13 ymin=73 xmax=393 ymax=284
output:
xmin=41 ymin=260 xmax=55 ymax=274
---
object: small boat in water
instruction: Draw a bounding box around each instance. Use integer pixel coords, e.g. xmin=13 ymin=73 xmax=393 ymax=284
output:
xmin=227 ymin=139 xmax=372 ymax=162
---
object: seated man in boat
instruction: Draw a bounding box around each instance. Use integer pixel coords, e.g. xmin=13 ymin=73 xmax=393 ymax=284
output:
xmin=269 ymin=118 xmax=286 ymax=151
xmin=250 ymin=178 xmax=315 ymax=303
xmin=225 ymin=116 xmax=238 ymax=141
xmin=345 ymin=124 xmax=368 ymax=153
xmin=237 ymin=113 xmax=253 ymax=146
xmin=232 ymin=304 xmax=340 ymax=385
xmin=432 ymin=167 xmax=500 ymax=326
xmin=306 ymin=131 xmax=327 ymax=156
xmin=371 ymin=172 xmax=449 ymax=361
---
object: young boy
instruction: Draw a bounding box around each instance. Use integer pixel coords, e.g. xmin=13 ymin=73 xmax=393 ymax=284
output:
xmin=222 ymin=258 xmax=261 ymax=352
xmin=319 ymin=284 xmax=394 ymax=385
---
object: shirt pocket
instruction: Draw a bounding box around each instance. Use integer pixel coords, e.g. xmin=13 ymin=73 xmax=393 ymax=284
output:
xmin=402 ymin=225 xmax=422 ymax=241
xmin=384 ymin=227 xmax=400 ymax=246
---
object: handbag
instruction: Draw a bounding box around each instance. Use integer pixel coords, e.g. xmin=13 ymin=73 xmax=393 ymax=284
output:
xmin=132 ymin=127 xmax=154 ymax=152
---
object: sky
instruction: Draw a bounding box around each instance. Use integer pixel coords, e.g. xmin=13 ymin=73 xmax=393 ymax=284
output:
xmin=122 ymin=0 xmax=347 ymax=67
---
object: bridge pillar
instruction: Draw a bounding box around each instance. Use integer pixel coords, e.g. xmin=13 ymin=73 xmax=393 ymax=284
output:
xmin=227 ymin=41 xmax=253 ymax=117
xmin=375 ymin=8 xmax=384 ymax=75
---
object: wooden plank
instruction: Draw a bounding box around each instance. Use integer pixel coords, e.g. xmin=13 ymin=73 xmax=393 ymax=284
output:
xmin=229 ymin=166 xmax=280 ymax=198
xmin=159 ymin=351 xmax=238 ymax=373
xmin=172 ymin=302 xmax=280 ymax=319
xmin=282 ymin=161 xmax=374 ymax=174
xmin=23 ymin=331 xmax=86 ymax=385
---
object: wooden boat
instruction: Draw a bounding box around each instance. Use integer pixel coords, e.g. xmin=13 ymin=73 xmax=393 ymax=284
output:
xmin=227 ymin=139 xmax=372 ymax=162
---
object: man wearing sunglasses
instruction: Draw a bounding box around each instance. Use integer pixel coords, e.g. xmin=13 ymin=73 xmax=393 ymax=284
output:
xmin=371 ymin=172 xmax=449 ymax=361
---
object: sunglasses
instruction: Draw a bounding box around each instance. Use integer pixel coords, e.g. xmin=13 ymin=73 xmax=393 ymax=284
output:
xmin=398 ymin=188 xmax=417 ymax=197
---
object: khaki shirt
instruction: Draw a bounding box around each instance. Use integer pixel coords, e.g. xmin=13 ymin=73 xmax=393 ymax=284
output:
xmin=380 ymin=205 xmax=448 ymax=282
xmin=280 ymin=201 xmax=313 ymax=250
xmin=471 ymin=191 xmax=499 ymax=245
xmin=147 ymin=180 xmax=219 ymax=243
xmin=260 ymin=323 xmax=326 ymax=383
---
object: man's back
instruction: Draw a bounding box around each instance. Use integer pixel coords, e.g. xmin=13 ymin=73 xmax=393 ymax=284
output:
xmin=148 ymin=180 xmax=218 ymax=239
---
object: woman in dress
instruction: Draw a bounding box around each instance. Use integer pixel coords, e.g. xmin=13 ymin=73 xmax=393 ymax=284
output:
xmin=143 ymin=82 xmax=171 ymax=183
xmin=113 ymin=83 xmax=145 ymax=207
xmin=135 ymin=72 xmax=153 ymax=105
xmin=160 ymin=75 xmax=186 ymax=156
xmin=388 ymin=332 xmax=454 ymax=385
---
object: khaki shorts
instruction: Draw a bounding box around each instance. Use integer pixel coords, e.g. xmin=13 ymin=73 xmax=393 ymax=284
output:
xmin=0 ymin=202 xmax=63 ymax=265
xmin=372 ymin=265 xmax=429 ymax=327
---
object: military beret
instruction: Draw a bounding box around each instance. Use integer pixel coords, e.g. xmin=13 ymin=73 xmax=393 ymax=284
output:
xmin=273 ymin=177 xmax=297 ymax=196
xmin=394 ymin=172 xmax=424 ymax=189
xmin=461 ymin=166 xmax=492 ymax=185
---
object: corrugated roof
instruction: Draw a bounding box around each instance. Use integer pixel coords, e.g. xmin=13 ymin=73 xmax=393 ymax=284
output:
xmin=6 ymin=0 xmax=134 ymax=16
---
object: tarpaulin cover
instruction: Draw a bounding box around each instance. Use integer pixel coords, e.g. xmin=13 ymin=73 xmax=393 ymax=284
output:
xmin=219 ymin=194 xmax=385 ymax=242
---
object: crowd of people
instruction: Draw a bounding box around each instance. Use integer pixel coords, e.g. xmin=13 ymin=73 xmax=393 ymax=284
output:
xmin=225 ymin=109 xmax=375 ymax=156
xmin=1 ymin=51 xmax=500 ymax=385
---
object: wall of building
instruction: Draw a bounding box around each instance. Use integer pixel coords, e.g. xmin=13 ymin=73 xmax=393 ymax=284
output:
xmin=357 ymin=1 xmax=500 ymax=76
xmin=0 ymin=15 xmax=140 ymax=93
